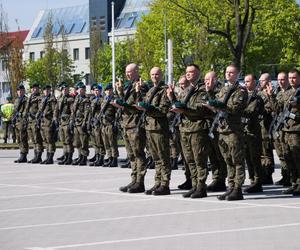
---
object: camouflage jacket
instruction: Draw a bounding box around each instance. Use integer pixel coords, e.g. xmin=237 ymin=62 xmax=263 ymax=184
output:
xmin=37 ymin=94 xmax=57 ymax=126
xmin=24 ymin=93 xmax=41 ymax=122
xmin=71 ymin=94 xmax=90 ymax=126
xmin=13 ymin=95 xmax=28 ymax=125
xmin=54 ymin=94 xmax=74 ymax=126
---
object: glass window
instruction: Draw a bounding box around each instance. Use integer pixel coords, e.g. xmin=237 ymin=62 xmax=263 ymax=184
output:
xmin=40 ymin=51 xmax=45 ymax=59
xmin=32 ymin=27 xmax=42 ymax=38
xmin=29 ymin=52 xmax=35 ymax=61
xmin=85 ymin=48 xmax=90 ymax=60
xmin=73 ymin=48 xmax=79 ymax=61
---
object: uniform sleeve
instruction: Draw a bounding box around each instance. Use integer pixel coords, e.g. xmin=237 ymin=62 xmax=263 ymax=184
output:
xmin=147 ymin=89 xmax=171 ymax=118
xmin=226 ymin=88 xmax=248 ymax=115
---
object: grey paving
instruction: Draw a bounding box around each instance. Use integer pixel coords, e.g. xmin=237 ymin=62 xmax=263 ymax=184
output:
xmin=0 ymin=148 xmax=299 ymax=250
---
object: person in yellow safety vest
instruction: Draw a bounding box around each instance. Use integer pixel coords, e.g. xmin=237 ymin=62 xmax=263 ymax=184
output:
xmin=0 ymin=96 xmax=16 ymax=143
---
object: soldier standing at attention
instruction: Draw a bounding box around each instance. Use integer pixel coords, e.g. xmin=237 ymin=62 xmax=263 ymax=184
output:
xmin=258 ymin=73 xmax=275 ymax=184
xmin=71 ymin=82 xmax=91 ymax=166
xmin=24 ymin=83 xmax=43 ymax=164
xmin=207 ymin=64 xmax=248 ymax=201
xmin=13 ymin=84 xmax=29 ymax=163
xmin=267 ymin=69 xmax=300 ymax=195
xmin=88 ymin=83 xmax=106 ymax=167
xmin=101 ymin=84 xmax=119 ymax=168
xmin=112 ymin=63 xmax=148 ymax=193
xmin=242 ymin=74 xmax=265 ymax=193
xmin=54 ymin=82 xmax=75 ymax=165
xmin=37 ymin=85 xmax=57 ymax=164
xmin=136 ymin=67 xmax=171 ymax=195
xmin=170 ymin=64 xmax=214 ymax=198
xmin=204 ymin=71 xmax=227 ymax=192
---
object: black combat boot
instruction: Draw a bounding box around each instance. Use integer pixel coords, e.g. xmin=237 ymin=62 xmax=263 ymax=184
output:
xmin=178 ymin=179 xmax=192 ymax=190
xmin=41 ymin=152 xmax=50 ymax=164
xmin=128 ymin=182 xmax=145 ymax=193
xmin=58 ymin=153 xmax=68 ymax=165
xmin=207 ymin=180 xmax=227 ymax=192
xmin=145 ymin=185 xmax=160 ymax=195
xmin=56 ymin=154 xmax=65 ymax=161
xmin=244 ymin=182 xmax=263 ymax=193
xmin=217 ymin=188 xmax=234 ymax=200
xmin=282 ymin=184 xmax=298 ymax=194
xmin=64 ymin=153 xmax=73 ymax=165
xmin=32 ymin=151 xmax=42 ymax=164
xmin=226 ymin=187 xmax=244 ymax=201
xmin=28 ymin=150 xmax=37 ymax=163
xmin=292 ymin=185 xmax=300 ymax=196
xmin=119 ymin=181 xmax=135 ymax=192
xmin=103 ymin=157 xmax=113 ymax=167
xmin=88 ymin=154 xmax=97 ymax=163
xmin=191 ymin=185 xmax=207 ymax=199
xmin=182 ymin=187 xmax=196 ymax=198
xmin=79 ymin=156 xmax=87 ymax=166
xmin=275 ymin=169 xmax=291 ymax=187
xmin=72 ymin=155 xmax=82 ymax=165
xmin=14 ymin=153 xmax=27 ymax=163
xmin=93 ymin=155 xmax=104 ymax=167
xmin=89 ymin=154 xmax=99 ymax=166
xmin=153 ymin=185 xmax=170 ymax=196
xmin=171 ymin=157 xmax=178 ymax=170
xmin=120 ymin=161 xmax=131 ymax=168
xmin=109 ymin=157 xmax=118 ymax=167
xmin=119 ymin=157 xmax=129 ymax=163
xmin=45 ymin=153 xmax=54 ymax=164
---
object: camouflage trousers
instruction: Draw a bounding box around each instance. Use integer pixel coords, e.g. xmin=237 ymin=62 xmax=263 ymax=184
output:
xmin=27 ymin=121 xmax=43 ymax=152
xmin=180 ymin=130 xmax=209 ymax=189
xmin=15 ymin=123 xmax=29 ymax=154
xmin=146 ymin=130 xmax=171 ymax=187
xmin=102 ymin=124 xmax=119 ymax=158
xmin=59 ymin=124 xmax=74 ymax=154
xmin=73 ymin=125 xmax=89 ymax=156
xmin=123 ymin=127 xmax=147 ymax=183
xmin=219 ymin=132 xmax=245 ymax=189
xmin=283 ymin=132 xmax=300 ymax=185
xmin=91 ymin=126 xmax=105 ymax=155
xmin=273 ymin=131 xmax=287 ymax=171
xmin=41 ymin=124 xmax=56 ymax=153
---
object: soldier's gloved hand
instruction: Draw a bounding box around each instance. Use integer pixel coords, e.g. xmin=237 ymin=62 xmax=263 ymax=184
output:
xmin=208 ymin=100 xmax=226 ymax=109
xmin=173 ymin=101 xmax=187 ymax=109
xmin=138 ymin=102 xmax=154 ymax=111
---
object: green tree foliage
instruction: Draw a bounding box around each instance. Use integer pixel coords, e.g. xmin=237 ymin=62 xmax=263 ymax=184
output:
xmin=134 ymin=0 xmax=300 ymax=78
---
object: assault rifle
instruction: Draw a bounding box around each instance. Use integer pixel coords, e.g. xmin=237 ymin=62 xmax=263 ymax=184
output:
xmin=208 ymin=81 xmax=239 ymax=139
xmin=272 ymin=87 xmax=300 ymax=139
xmin=36 ymin=95 xmax=50 ymax=129
xmin=11 ymin=95 xmax=25 ymax=128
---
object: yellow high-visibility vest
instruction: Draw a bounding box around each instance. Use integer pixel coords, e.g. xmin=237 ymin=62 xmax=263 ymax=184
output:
xmin=1 ymin=103 xmax=14 ymax=121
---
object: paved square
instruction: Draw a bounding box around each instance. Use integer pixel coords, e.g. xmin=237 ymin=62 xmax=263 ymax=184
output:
xmin=0 ymin=148 xmax=299 ymax=250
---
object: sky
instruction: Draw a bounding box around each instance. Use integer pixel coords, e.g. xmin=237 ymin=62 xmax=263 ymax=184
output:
xmin=0 ymin=0 xmax=88 ymax=31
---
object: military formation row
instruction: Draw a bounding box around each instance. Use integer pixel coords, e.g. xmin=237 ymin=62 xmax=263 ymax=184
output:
xmin=11 ymin=63 xmax=300 ymax=200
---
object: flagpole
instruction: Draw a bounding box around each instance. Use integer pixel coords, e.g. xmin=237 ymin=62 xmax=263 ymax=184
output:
xmin=111 ymin=1 xmax=116 ymax=90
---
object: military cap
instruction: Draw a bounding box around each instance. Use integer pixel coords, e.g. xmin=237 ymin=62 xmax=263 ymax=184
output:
xmin=43 ymin=84 xmax=52 ymax=90
xmin=76 ymin=81 xmax=86 ymax=89
xmin=104 ymin=83 xmax=113 ymax=91
xmin=60 ymin=82 xmax=69 ymax=89
xmin=91 ymin=83 xmax=98 ymax=90
xmin=31 ymin=83 xmax=40 ymax=88
xmin=6 ymin=96 xmax=13 ymax=101
xmin=17 ymin=84 xmax=25 ymax=90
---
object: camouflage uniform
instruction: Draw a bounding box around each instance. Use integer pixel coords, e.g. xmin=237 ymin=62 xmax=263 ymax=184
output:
xmin=179 ymin=83 xmax=214 ymax=198
xmin=13 ymin=94 xmax=29 ymax=162
xmin=37 ymin=93 xmax=57 ymax=164
xmin=24 ymin=92 xmax=44 ymax=163
xmin=216 ymin=83 xmax=248 ymax=200
xmin=54 ymin=93 xmax=74 ymax=164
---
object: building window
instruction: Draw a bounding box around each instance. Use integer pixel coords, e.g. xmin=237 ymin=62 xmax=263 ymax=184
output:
xmin=29 ymin=52 xmax=35 ymax=61
xmin=73 ymin=48 xmax=79 ymax=61
xmin=1 ymin=60 xmax=8 ymax=71
xmin=85 ymin=47 xmax=90 ymax=60
xmin=40 ymin=51 xmax=45 ymax=59
xmin=85 ymin=74 xmax=90 ymax=85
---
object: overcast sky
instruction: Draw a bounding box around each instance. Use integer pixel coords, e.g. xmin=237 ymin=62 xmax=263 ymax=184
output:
xmin=1 ymin=0 xmax=88 ymax=31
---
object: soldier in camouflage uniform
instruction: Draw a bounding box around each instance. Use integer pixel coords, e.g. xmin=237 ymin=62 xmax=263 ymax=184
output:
xmin=13 ymin=84 xmax=29 ymax=163
xmin=170 ymin=64 xmax=214 ymax=198
xmin=24 ymin=83 xmax=44 ymax=164
xmin=267 ymin=69 xmax=300 ymax=195
xmin=204 ymin=71 xmax=227 ymax=192
xmin=88 ymin=83 xmax=106 ymax=167
xmin=258 ymin=73 xmax=275 ymax=184
xmin=113 ymin=63 xmax=148 ymax=193
xmin=54 ymin=82 xmax=75 ymax=165
xmin=101 ymin=84 xmax=119 ymax=167
xmin=70 ymin=82 xmax=91 ymax=166
xmin=269 ymin=72 xmax=291 ymax=186
xmin=242 ymin=74 xmax=265 ymax=193
xmin=207 ymin=64 xmax=248 ymax=201
xmin=136 ymin=67 xmax=171 ymax=195
xmin=36 ymin=85 xmax=57 ymax=164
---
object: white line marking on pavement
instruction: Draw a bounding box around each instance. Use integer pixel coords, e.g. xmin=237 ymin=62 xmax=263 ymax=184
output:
xmin=0 ymin=205 xmax=253 ymax=231
xmin=0 ymin=191 xmax=77 ymax=199
xmin=25 ymin=222 xmax=300 ymax=249
xmin=0 ymin=198 xmax=155 ymax=213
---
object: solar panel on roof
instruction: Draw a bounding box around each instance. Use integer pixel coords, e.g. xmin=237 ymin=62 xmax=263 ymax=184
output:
xmin=32 ymin=27 xmax=42 ymax=38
